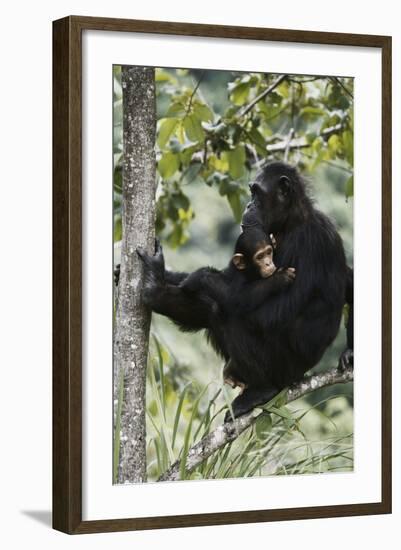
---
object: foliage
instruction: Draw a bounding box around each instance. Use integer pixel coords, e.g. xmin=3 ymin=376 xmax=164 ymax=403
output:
xmin=114 ymin=68 xmax=353 ymax=247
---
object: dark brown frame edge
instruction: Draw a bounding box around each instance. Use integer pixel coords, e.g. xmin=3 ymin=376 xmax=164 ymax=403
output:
xmin=52 ymin=15 xmax=392 ymax=535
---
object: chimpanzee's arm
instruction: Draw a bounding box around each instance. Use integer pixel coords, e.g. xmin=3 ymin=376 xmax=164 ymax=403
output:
xmin=233 ymin=269 xmax=296 ymax=314
xmin=115 ymin=263 xmax=187 ymax=286
xmin=143 ymin=283 xmax=213 ymax=331
xmin=164 ymin=270 xmax=188 ymax=285
xmin=199 ymin=268 xmax=295 ymax=315
xmin=136 ymin=243 xmax=215 ymax=332
xmin=180 ymin=268 xmax=227 ymax=301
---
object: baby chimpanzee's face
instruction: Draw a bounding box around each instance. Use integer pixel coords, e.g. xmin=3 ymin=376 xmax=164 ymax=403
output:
xmin=232 ymin=229 xmax=277 ymax=279
xmin=252 ymin=239 xmax=276 ymax=278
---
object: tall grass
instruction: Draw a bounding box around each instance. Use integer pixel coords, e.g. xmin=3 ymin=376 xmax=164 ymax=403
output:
xmin=113 ymin=335 xmax=353 ymax=483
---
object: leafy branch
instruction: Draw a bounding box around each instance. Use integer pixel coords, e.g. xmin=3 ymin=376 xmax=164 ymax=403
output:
xmin=239 ymin=74 xmax=287 ymax=117
xmin=158 ymin=365 xmax=353 ymax=482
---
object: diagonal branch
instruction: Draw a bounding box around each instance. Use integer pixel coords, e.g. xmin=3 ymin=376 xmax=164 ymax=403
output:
xmin=239 ymin=74 xmax=287 ymax=118
xmin=158 ymin=365 xmax=353 ymax=482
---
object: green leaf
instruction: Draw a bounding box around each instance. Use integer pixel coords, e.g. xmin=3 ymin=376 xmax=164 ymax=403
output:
xmin=345 ymin=175 xmax=354 ymax=198
xmin=209 ymin=154 xmax=229 ymax=173
xmin=172 ymin=383 xmax=191 ymax=450
xmin=193 ymin=103 xmax=214 ymax=122
xmin=183 ymin=114 xmax=204 ymax=142
xmin=168 ymin=224 xmax=183 ymax=248
xmin=113 ymin=167 xmax=122 ymax=193
xmin=190 ymin=472 xmax=204 ymax=480
xmin=277 ymin=81 xmax=290 ymax=98
xmin=167 ymin=203 xmax=179 ymax=221
xmin=268 ymin=405 xmax=294 ymax=421
xmin=328 ymin=134 xmax=342 ymax=155
xmin=148 ymin=358 xmax=175 ymax=463
xmin=229 ymin=81 xmax=251 ymax=106
xmin=165 ymin=102 xmax=187 ymax=118
xmin=305 ymin=131 xmax=318 ymax=144
xmin=172 ymin=192 xmax=190 ymax=211
xmin=155 ymin=69 xmax=177 ymax=84
xmin=342 ymin=130 xmax=353 ymax=165
xmin=180 ymin=385 xmax=209 ymax=480
xmin=158 ymin=152 xmax=180 ymax=179
xmin=225 ymin=144 xmax=246 ymax=179
xmin=158 ymin=118 xmax=179 ymax=148
xmin=114 ymin=215 xmax=122 ymax=242
xmin=301 ymin=106 xmax=326 ymax=116
xmin=182 ymin=163 xmax=203 ymax=185
xmin=248 ymin=127 xmax=266 ymax=153
xmin=255 ymin=413 xmax=272 ymax=440
xmin=227 ymin=191 xmax=243 ymax=223
xmin=153 ymin=337 xmax=166 ymax=416
xmin=218 ymin=179 xmax=237 ymax=196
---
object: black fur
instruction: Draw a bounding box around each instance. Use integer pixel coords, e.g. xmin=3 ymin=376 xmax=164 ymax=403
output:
xmin=137 ymin=162 xmax=353 ymax=420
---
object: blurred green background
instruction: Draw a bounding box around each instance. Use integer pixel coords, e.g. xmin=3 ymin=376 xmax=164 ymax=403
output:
xmin=114 ymin=66 xmax=354 ymax=482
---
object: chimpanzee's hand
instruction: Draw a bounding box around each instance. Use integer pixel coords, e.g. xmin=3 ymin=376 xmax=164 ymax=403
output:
xmin=276 ymin=267 xmax=296 ymax=286
xmin=136 ymin=239 xmax=166 ymax=299
xmin=180 ymin=272 xmax=201 ymax=293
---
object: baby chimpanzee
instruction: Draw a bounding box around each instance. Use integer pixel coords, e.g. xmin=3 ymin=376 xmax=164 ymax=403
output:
xmin=180 ymin=227 xmax=295 ymax=314
xmin=179 ymin=227 xmax=296 ymax=391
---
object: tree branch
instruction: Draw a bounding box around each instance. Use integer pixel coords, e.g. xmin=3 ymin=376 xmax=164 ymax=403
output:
xmin=266 ymin=123 xmax=344 ymax=154
xmin=240 ymin=74 xmax=287 ymax=118
xmin=114 ymin=66 xmax=157 ymax=484
xmin=158 ymin=365 xmax=353 ymax=482
xmin=329 ymin=76 xmax=354 ymax=100
xmin=186 ymin=71 xmax=205 ymax=116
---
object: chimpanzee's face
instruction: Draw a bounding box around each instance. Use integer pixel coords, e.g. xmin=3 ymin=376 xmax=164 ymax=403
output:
xmin=244 ymin=163 xmax=296 ymax=233
xmin=252 ymin=240 xmax=276 ymax=278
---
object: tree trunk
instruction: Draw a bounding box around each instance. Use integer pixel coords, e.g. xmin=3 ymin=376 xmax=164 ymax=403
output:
xmin=114 ymin=66 xmax=156 ymax=484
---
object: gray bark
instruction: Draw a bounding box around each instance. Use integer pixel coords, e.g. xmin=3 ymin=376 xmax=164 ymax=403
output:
xmin=158 ymin=365 xmax=353 ymax=482
xmin=114 ymin=66 xmax=156 ymax=484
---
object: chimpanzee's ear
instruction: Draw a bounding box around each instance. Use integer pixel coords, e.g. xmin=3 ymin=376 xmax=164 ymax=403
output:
xmin=232 ymin=253 xmax=247 ymax=270
xmin=277 ymin=175 xmax=291 ymax=199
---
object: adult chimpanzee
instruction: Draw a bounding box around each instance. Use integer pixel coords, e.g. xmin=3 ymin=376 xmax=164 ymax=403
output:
xmin=137 ymin=161 xmax=353 ymax=421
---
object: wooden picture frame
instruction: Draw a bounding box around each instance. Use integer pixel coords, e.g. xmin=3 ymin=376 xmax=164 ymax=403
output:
xmin=53 ymin=15 xmax=392 ymax=534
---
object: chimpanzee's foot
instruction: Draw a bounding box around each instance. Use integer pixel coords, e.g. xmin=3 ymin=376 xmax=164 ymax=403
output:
xmin=338 ymin=349 xmax=354 ymax=371
xmin=224 ymin=386 xmax=279 ymax=423
xmin=223 ymin=376 xmax=248 ymax=394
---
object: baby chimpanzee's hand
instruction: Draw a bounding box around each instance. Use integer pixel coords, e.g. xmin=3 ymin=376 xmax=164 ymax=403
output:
xmin=276 ymin=267 xmax=296 ymax=286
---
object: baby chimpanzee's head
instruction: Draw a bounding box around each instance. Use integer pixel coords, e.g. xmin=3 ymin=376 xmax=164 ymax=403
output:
xmin=232 ymin=227 xmax=276 ymax=279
